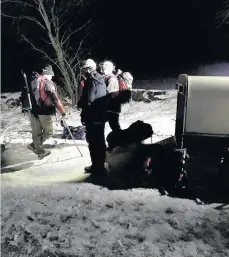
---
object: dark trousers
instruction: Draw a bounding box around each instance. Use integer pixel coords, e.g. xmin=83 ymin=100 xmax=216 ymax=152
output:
xmin=85 ymin=122 xmax=106 ymax=169
xmin=107 ymin=112 xmax=121 ymax=132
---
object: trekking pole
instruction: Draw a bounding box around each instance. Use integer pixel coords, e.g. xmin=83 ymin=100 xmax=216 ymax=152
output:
xmin=61 ymin=117 xmax=84 ymax=157
xmin=55 ymin=114 xmax=59 ymax=127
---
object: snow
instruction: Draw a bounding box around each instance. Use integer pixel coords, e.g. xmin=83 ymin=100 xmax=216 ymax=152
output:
xmin=1 ymin=183 xmax=229 ymax=256
xmin=1 ymin=87 xmax=229 ymax=256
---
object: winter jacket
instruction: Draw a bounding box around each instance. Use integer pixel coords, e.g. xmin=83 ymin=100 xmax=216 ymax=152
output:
xmin=78 ymin=71 xmax=107 ymax=124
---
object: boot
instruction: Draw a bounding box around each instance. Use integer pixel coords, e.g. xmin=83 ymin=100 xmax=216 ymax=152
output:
xmin=38 ymin=150 xmax=51 ymax=160
xmin=27 ymin=143 xmax=38 ymax=154
xmin=89 ymin=166 xmax=110 ymax=187
xmin=84 ymin=165 xmax=93 ymax=173
xmin=84 ymin=162 xmax=109 ymax=173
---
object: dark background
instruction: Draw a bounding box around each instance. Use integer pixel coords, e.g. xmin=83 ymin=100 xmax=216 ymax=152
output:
xmin=1 ymin=0 xmax=229 ymax=92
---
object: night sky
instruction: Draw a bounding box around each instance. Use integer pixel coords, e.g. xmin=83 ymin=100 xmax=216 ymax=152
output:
xmin=1 ymin=0 xmax=229 ymax=92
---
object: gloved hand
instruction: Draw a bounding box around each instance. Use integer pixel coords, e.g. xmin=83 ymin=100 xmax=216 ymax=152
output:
xmin=80 ymin=110 xmax=89 ymax=126
xmin=77 ymin=100 xmax=82 ymax=110
xmin=60 ymin=119 xmax=64 ymax=127
xmin=62 ymin=112 xmax=66 ymax=118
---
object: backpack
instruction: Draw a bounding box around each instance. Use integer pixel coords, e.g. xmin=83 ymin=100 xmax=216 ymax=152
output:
xmin=30 ymin=73 xmax=56 ymax=108
xmin=79 ymin=71 xmax=108 ymax=123
xmin=88 ymin=71 xmax=107 ymax=104
xmin=117 ymin=72 xmax=133 ymax=91
xmin=30 ymin=72 xmax=45 ymax=105
xmin=106 ymin=71 xmax=133 ymax=104
xmin=106 ymin=120 xmax=153 ymax=148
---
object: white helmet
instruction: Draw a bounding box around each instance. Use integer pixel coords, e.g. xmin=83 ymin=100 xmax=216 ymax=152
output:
xmin=82 ymin=59 xmax=97 ymax=72
xmin=102 ymin=60 xmax=115 ymax=75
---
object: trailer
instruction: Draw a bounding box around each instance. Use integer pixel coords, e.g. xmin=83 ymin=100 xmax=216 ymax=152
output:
xmin=174 ymin=74 xmax=229 ymax=201
xmin=105 ymin=75 xmax=229 ymax=198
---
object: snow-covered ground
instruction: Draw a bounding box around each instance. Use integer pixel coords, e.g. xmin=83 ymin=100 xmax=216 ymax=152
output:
xmin=2 ymin=183 xmax=229 ymax=257
xmin=0 ymin=89 xmax=176 ymax=177
xmin=1 ymin=86 xmax=229 ymax=256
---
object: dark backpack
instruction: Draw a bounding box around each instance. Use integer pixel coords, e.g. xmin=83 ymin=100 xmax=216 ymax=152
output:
xmin=79 ymin=71 xmax=108 ymax=124
xmin=78 ymin=71 xmax=107 ymax=108
xmin=106 ymin=120 xmax=153 ymax=148
xmin=88 ymin=72 xmax=107 ymax=103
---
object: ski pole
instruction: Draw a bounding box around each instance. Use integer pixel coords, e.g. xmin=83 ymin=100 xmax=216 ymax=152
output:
xmin=21 ymin=70 xmax=32 ymax=111
xmin=61 ymin=117 xmax=84 ymax=157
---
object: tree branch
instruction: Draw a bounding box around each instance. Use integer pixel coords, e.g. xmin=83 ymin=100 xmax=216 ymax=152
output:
xmin=61 ymin=18 xmax=91 ymax=46
xmin=1 ymin=0 xmax=35 ymax=8
xmin=22 ymin=35 xmax=62 ymax=72
xmin=217 ymin=0 xmax=229 ymax=27
xmin=2 ymin=0 xmax=92 ymax=103
xmin=41 ymin=37 xmax=53 ymax=45
xmin=69 ymin=38 xmax=85 ymax=66
xmin=1 ymin=0 xmax=46 ymax=29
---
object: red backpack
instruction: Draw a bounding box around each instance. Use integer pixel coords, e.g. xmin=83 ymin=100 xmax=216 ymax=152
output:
xmin=117 ymin=72 xmax=133 ymax=91
xmin=106 ymin=71 xmax=133 ymax=103
xmin=30 ymin=73 xmax=46 ymax=105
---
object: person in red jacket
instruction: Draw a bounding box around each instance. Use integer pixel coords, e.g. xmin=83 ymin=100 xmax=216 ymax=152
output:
xmin=27 ymin=65 xmax=66 ymax=159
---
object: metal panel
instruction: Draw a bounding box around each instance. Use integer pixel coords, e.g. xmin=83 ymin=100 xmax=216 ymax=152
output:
xmin=175 ymin=74 xmax=188 ymax=148
xmin=185 ymin=76 xmax=229 ymax=136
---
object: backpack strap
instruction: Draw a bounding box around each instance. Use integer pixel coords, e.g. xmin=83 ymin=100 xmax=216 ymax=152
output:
xmin=39 ymin=78 xmax=48 ymax=103
xmin=105 ymin=74 xmax=115 ymax=83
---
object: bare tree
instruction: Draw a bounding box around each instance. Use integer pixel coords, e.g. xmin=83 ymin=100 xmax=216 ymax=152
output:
xmin=1 ymin=0 xmax=92 ymax=104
